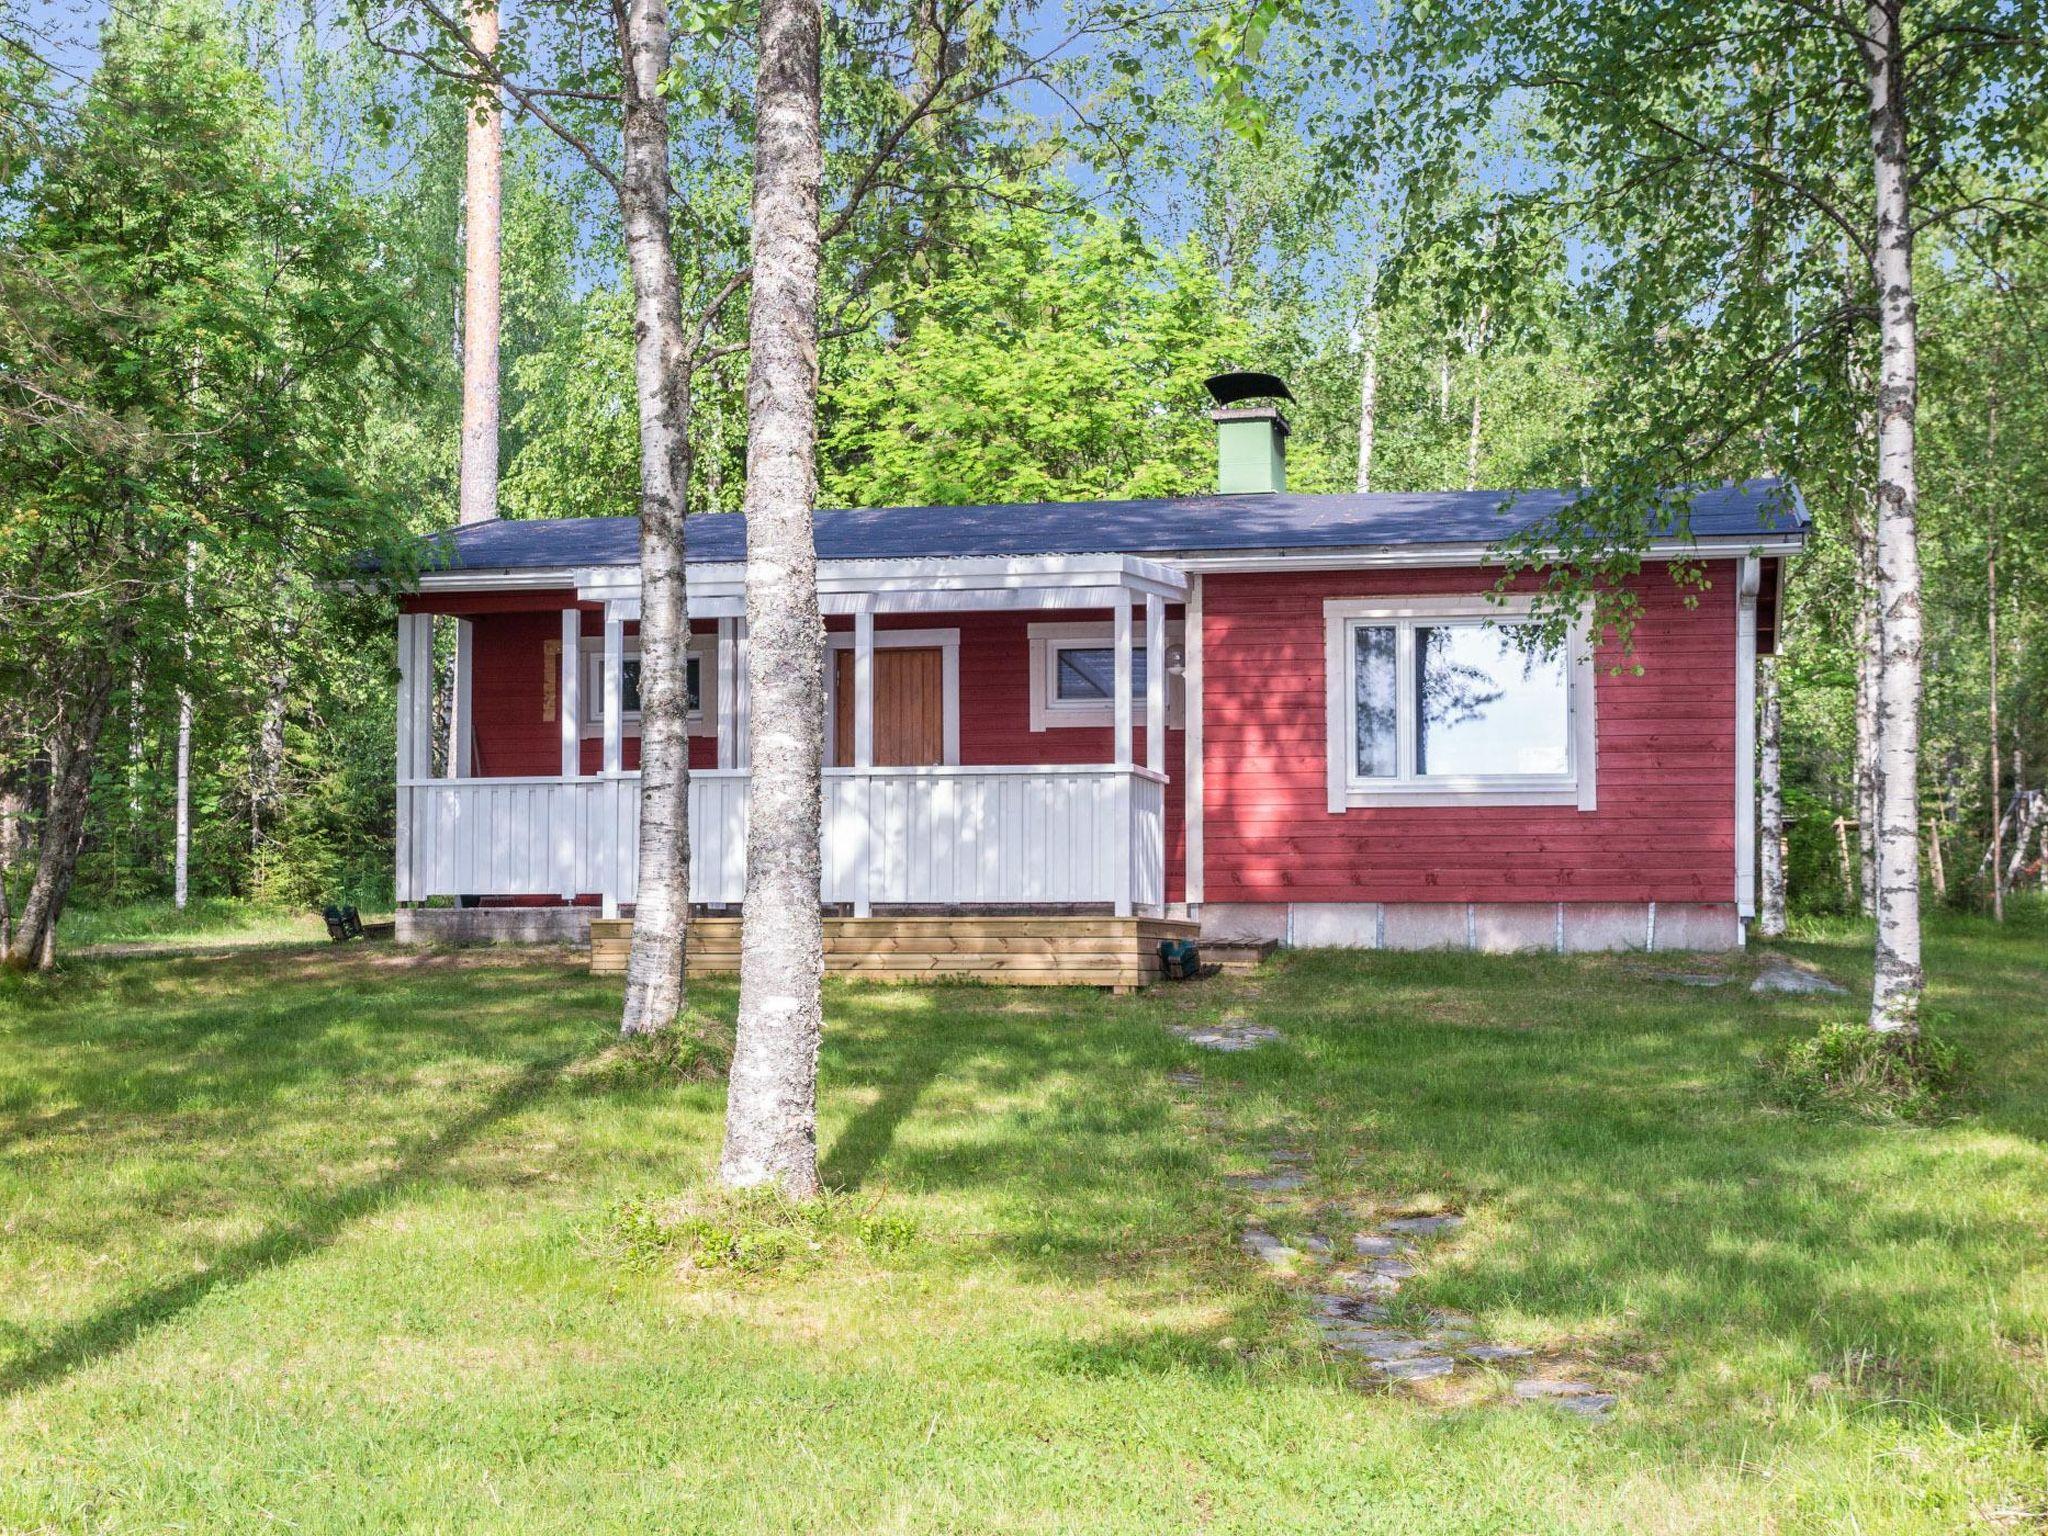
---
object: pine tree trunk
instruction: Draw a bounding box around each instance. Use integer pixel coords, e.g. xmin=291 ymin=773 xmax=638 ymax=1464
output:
xmin=1758 ymin=655 xmax=1787 ymax=938
xmin=458 ymin=0 xmax=501 ymax=529
xmin=1354 ymin=335 xmax=1377 ymax=495
xmin=723 ymin=0 xmax=825 ymax=1195
xmin=5 ymin=660 xmax=118 ymax=971
xmin=1860 ymin=0 xmax=1925 ymax=1036
xmin=615 ymin=0 xmax=696 ymax=1037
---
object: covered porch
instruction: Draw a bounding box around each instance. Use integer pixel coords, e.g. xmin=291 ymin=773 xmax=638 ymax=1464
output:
xmin=395 ymin=552 xmax=1192 ymax=937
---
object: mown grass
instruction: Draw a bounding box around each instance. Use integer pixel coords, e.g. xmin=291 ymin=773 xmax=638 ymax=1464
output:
xmin=54 ymin=896 xmax=372 ymax=950
xmin=0 ymin=907 xmax=2044 ymax=1533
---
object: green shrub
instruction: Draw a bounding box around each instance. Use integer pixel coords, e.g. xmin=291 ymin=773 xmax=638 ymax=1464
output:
xmin=1759 ymin=1020 xmax=1963 ymax=1122
xmin=606 ymin=1187 xmax=919 ymax=1276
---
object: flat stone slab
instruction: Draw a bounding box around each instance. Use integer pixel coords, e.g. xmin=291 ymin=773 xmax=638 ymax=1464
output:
xmin=1239 ymin=1230 xmax=1297 ymax=1266
xmin=1166 ymin=1070 xmax=1205 ymax=1088
xmin=1513 ymin=1379 xmax=1603 ymax=1401
xmin=1552 ymin=1393 xmax=1617 ymax=1417
xmin=1352 ymin=1233 xmax=1407 ymax=1257
xmin=1364 ymin=1257 xmax=1417 ymax=1279
xmin=1751 ymin=963 xmax=1847 ymax=995
xmin=1374 ymin=1355 xmax=1456 ymax=1381
xmin=1384 ymin=1214 xmax=1464 ymax=1236
xmin=1171 ymin=1019 xmax=1285 ymax=1052
xmin=1463 ymin=1343 xmax=1534 ymax=1362
xmin=1301 ymin=1233 xmax=1334 ymax=1257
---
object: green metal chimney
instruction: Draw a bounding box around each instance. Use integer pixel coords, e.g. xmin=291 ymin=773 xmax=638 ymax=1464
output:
xmin=1205 ymin=372 xmax=1294 ymax=494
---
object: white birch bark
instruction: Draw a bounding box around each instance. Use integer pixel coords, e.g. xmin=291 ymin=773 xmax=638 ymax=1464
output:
xmin=1853 ymin=512 xmax=1878 ymax=914
xmin=1354 ymin=325 xmax=1377 ymax=495
xmin=1860 ymin=0 xmax=1925 ymax=1035
xmin=615 ymin=0 xmax=696 ymax=1037
xmin=174 ymin=542 xmax=195 ymax=910
xmin=1464 ymin=303 xmax=1489 ymax=492
xmin=1758 ymin=655 xmax=1787 ymax=938
xmin=723 ymin=0 xmax=825 ymax=1195
xmin=457 ymin=0 xmax=501 ymax=529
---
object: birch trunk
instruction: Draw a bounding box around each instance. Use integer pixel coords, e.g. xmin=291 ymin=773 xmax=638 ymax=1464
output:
xmin=4 ymin=660 xmax=118 ymax=971
xmin=1853 ymin=513 xmax=1878 ymax=914
xmin=1464 ymin=304 xmax=1489 ymax=492
xmin=615 ymin=0 xmax=696 ymax=1037
xmin=1354 ymin=332 xmax=1377 ymax=495
xmin=723 ymin=0 xmax=825 ymax=1195
xmin=457 ymin=0 xmax=501 ymax=529
xmin=173 ymin=542 xmax=195 ymax=910
xmin=1758 ymin=655 xmax=1787 ymax=937
xmin=1860 ymin=0 xmax=1925 ymax=1035
xmin=1987 ymin=469 xmax=2003 ymax=921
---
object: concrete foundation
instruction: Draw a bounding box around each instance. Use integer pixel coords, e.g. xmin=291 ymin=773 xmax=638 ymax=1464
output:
xmin=396 ymin=905 xmax=593 ymax=947
xmin=1198 ymin=901 xmax=1740 ymax=954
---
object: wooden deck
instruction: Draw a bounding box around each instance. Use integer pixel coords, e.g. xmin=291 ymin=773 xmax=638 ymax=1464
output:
xmin=588 ymin=914 xmax=1200 ymax=991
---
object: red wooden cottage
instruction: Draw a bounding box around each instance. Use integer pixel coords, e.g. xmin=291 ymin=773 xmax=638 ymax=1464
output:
xmin=393 ymin=379 xmax=1804 ymax=981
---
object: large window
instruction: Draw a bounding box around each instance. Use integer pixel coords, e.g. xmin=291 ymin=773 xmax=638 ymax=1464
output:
xmin=1324 ymin=596 xmax=1594 ymax=810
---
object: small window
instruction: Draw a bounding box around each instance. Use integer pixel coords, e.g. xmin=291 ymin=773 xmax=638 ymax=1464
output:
xmin=1325 ymin=597 xmax=1593 ymax=810
xmin=585 ymin=651 xmax=701 ymax=724
xmin=1054 ymin=646 xmax=1149 ymax=703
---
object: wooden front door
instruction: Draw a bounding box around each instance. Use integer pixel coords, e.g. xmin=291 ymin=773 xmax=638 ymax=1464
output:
xmin=833 ymin=646 xmax=944 ymax=767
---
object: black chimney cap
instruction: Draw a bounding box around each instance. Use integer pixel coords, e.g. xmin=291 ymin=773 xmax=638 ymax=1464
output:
xmin=1204 ymin=371 xmax=1295 ymax=407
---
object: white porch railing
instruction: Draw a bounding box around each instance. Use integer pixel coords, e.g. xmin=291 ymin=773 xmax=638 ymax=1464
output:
xmin=397 ymin=765 xmax=1168 ymax=914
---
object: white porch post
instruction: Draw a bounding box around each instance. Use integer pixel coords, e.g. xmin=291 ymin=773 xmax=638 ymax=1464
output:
xmin=559 ymin=607 xmax=581 ymax=778
xmin=716 ymin=616 xmax=738 ymax=770
xmin=852 ymin=606 xmax=876 ymax=918
xmin=1736 ymin=557 xmax=1760 ymax=924
xmin=395 ymin=614 xmax=423 ymax=903
xmin=1144 ymin=592 xmax=1165 ymax=776
xmin=1113 ymin=589 xmax=1134 ymax=917
xmin=602 ymin=603 xmax=625 ymax=777
xmin=853 ymin=607 xmax=876 ymax=767
xmin=449 ymin=619 xmax=473 ymax=778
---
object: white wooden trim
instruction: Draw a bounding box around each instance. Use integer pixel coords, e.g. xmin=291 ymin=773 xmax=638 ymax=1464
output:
xmin=1028 ymin=620 xmax=1186 ymax=731
xmin=1735 ymin=556 xmax=1760 ymax=919
xmin=716 ymin=617 xmax=738 ymax=770
xmin=1172 ymin=535 xmax=1806 ymax=574
xmin=576 ymin=633 xmax=716 ymax=739
xmin=1185 ymin=574 xmax=1204 ymax=907
xmin=602 ymin=606 xmax=624 ymax=776
xmin=559 ymin=607 xmax=581 ymax=778
xmin=1112 ymin=593 xmax=1134 ymax=770
xmin=1322 ymin=594 xmax=1596 ymax=813
xmin=449 ymin=619 xmax=474 ymax=778
xmin=1144 ymin=593 xmax=1166 ymax=776
xmin=734 ymin=618 xmax=750 ymax=770
xmin=822 ymin=626 xmax=961 ymax=767
xmin=852 ymin=608 xmax=876 ymax=768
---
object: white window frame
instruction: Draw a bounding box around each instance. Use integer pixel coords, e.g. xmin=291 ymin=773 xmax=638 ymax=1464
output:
xmin=1323 ymin=594 xmax=1596 ymax=812
xmin=579 ymin=635 xmax=717 ymax=739
xmin=1028 ymin=620 xmax=1186 ymax=731
xmin=822 ymin=626 xmax=962 ymax=766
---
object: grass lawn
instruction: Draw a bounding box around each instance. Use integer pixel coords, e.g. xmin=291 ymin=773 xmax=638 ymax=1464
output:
xmin=55 ymin=897 xmax=388 ymax=953
xmin=1 ymin=910 xmax=2045 ymax=1533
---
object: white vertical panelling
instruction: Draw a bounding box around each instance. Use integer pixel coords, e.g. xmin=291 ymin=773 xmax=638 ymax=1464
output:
xmin=450 ymin=620 xmax=474 ymax=778
xmin=602 ymin=605 xmax=625 ymax=777
xmin=398 ymin=767 xmax=1165 ymax=912
xmin=560 ymin=607 xmax=581 ymax=778
xmin=716 ymin=616 xmax=738 ymax=769
xmin=1144 ymin=593 xmax=1165 ymax=776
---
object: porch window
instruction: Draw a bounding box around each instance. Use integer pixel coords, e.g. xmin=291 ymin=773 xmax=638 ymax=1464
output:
xmin=580 ymin=641 xmax=713 ymax=738
xmin=1323 ymin=596 xmax=1595 ymax=811
xmin=1029 ymin=621 xmax=1184 ymax=730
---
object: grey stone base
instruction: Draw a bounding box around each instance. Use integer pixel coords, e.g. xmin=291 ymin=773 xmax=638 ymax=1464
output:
xmin=1198 ymin=901 xmax=1741 ymax=953
xmin=396 ymin=906 xmax=593 ymax=947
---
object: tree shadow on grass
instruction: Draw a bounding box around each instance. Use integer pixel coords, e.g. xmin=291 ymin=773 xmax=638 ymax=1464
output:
xmin=0 ymin=1048 xmax=582 ymax=1402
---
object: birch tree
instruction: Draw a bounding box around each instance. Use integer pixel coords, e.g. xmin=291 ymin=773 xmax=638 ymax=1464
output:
xmin=457 ymin=0 xmax=501 ymax=530
xmin=1759 ymin=655 xmax=1788 ymax=936
xmin=1391 ymin=0 xmax=2048 ymax=1033
xmin=722 ymin=0 xmax=826 ymax=1195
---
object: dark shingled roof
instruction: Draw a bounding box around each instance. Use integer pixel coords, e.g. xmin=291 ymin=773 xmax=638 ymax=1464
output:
xmin=419 ymin=478 xmax=1805 ymax=573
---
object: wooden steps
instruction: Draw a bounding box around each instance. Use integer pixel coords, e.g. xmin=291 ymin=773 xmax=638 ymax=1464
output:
xmin=589 ymin=915 xmax=1199 ymax=990
xmin=1202 ymin=938 xmax=1279 ymax=973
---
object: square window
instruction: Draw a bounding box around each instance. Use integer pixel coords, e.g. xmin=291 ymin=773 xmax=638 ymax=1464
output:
xmin=1326 ymin=599 xmax=1590 ymax=809
xmin=1055 ymin=646 xmax=1147 ymax=703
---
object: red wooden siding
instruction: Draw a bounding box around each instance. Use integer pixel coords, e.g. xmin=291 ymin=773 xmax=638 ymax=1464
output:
xmin=1199 ymin=566 xmax=1738 ymax=906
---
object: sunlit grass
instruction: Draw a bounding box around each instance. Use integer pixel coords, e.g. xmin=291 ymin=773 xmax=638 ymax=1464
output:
xmin=0 ymin=908 xmax=2044 ymax=1532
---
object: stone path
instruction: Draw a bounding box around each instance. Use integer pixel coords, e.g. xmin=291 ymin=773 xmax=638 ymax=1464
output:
xmin=1171 ymin=1020 xmax=1619 ymax=1421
